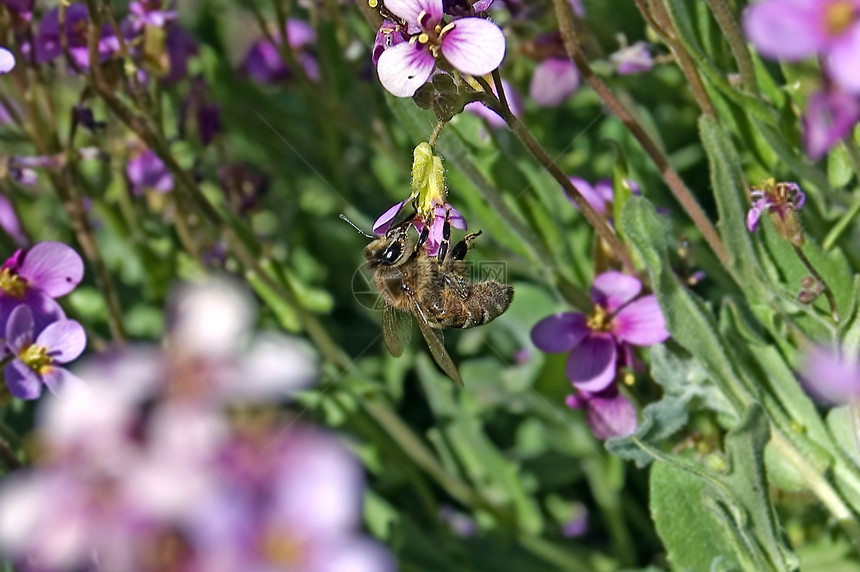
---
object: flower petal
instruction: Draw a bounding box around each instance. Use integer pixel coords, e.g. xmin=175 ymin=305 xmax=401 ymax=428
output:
xmin=802 ymin=347 xmax=860 ymax=404
xmin=612 ymin=295 xmax=669 ymax=346
xmin=36 ymin=319 xmax=87 ymax=363
xmin=568 ymin=177 xmax=608 ymax=215
xmin=802 ymin=91 xmax=860 ymax=159
xmin=440 ymin=18 xmax=506 ymax=77
xmin=376 ymin=42 xmax=435 ymax=98
xmin=18 ymin=242 xmax=84 ymax=298
xmin=529 ymin=58 xmax=579 ymax=107
xmin=5 ymin=360 xmax=42 ymax=400
xmin=41 ymin=367 xmax=83 ymax=395
xmin=286 ymin=19 xmax=316 ymax=49
xmin=827 ymin=25 xmax=860 ymax=93
xmin=5 ymin=304 xmax=33 ymax=353
xmin=372 ymin=201 xmax=407 ymax=235
xmin=586 ymin=387 xmax=637 ymax=440
xmin=383 ymin=0 xmax=443 ymax=25
xmin=565 ymin=334 xmax=617 ymax=392
xmin=741 ymin=0 xmax=824 ymax=61
xmin=531 ymin=312 xmax=589 ymax=353
xmin=591 ymin=271 xmax=642 ymax=312
xmin=746 ymin=205 xmax=763 ymax=232
xmin=0 ymin=48 xmax=15 ymax=74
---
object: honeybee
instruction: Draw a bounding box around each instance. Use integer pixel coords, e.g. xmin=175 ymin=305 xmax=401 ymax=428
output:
xmin=343 ymin=213 xmax=514 ymax=385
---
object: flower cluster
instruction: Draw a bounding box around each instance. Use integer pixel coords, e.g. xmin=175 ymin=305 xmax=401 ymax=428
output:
xmin=374 ymin=142 xmax=467 ymax=256
xmin=531 ymin=272 xmax=669 ymax=439
xmin=0 ymin=242 xmax=86 ymax=399
xmin=371 ymin=0 xmax=506 ymax=97
xmin=0 ymin=279 xmax=394 ymax=572
xmin=743 ymin=0 xmax=860 ymax=158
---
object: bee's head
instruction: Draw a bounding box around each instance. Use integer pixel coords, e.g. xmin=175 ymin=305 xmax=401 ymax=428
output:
xmin=364 ymin=221 xmax=411 ymax=267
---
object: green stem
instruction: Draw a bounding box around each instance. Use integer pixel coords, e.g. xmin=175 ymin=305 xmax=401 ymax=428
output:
xmin=703 ymin=0 xmax=758 ymax=93
xmin=552 ymin=0 xmax=732 ymax=272
xmin=480 ymin=74 xmax=635 ymax=274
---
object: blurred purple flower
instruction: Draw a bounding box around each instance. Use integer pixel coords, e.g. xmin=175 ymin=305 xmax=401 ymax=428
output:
xmin=372 ymin=19 xmax=407 ymax=66
xmin=161 ymin=24 xmax=198 ymax=84
xmin=568 ymin=177 xmax=614 ymax=216
xmin=127 ymin=148 xmax=173 ymax=195
xmin=375 ymin=0 xmax=506 ymax=97
xmin=0 ymin=0 xmax=33 ymax=20
xmin=465 ymin=79 xmax=522 ymax=129
xmin=0 ymin=194 xmax=26 ymax=247
xmin=530 ymin=57 xmax=579 ymax=107
xmin=802 ymin=90 xmax=860 ymax=159
xmin=531 ymin=272 xmax=669 ymax=394
xmin=72 ymin=104 xmax=105 ymax=132
xmin=802 ymin=345 xmax=860 ymax=405
xmin=218 ymin=163 xmax=269 ymax=215
xmin=566 ymin=384 xmax=637 ymax=440
xmin=33 ymin=4 xmax=120 ymax=69
xmin=0 ymin=241 xmax=84 ymax=334
xmin=611 ymin=41 xmax=653 ymax=75
xmin=129 ymin=0 xmax=177 ymax=31
xmin=746 ymin=178 xmax=805 ymax=245
xmin=743 ymin=0 xmax=860 ymax=93
xmin=241 ymin=20 xmax=319 ymax=84
xmin=439 ymin=506 xmax=477 ymax=537
xmin=180 ymin=77 xmax=222 ymax=146
xmin=4 ymin=304 xmax=86 ymax=399
xmin=560 ymin=502 xmax=589 ymax=538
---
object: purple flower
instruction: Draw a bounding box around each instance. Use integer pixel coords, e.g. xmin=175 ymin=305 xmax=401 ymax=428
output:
xmin=372 ymin=201 xmax=467 ymax=256
xmin=529 ymin=57 xmax=579 ymax=107
xmin=375 ymin=0 xmax=506 ymax=97
xmin=531 ymin=271 xmax=669 ymax=394
xmin=566 ymin=384 xmax=637 ymax=440
xmin=129 ymin=0 xmax=177 ymax=31
xmin=611 ymin=41 xmax=653 ymax=75
xmin=0 ymin=242 xmax=84 ymax=334
xmin=218 ymin=164 xmax=269 ymax=214
xmin=568 ymin=177 xmax=614 ymax=216
xmin=801 ymin=346 xmax=860 ymax=404
xmin=464 ymin=79 xmax=522 ymax=129
xmin=180 ymin=77 xmax=222 ymax=146
xmin=4 ymin=305 xmax=86 ymax=399
xmin=161 ymin=24 xmax=198 ymax=84
xmin=372 ymin=19 xmax=408 ymax=66
xmin=32 ymin=5 xmax=120 ymax=69
xmin=241 ymin=20 xmax=319 ymax=84
xmin=743 ymin=0 xmax=860 ymax=93
xmin=560 ymin=502 xmax=589 ymax=538
xmin=802 ymin=90 xmax=860 ymax=159
xmin=0 ymin=195 xmax=26 ymax=247
xmin=746 ymin=178 xmax=805 ymax=245
xmin=126 ymin=148 xmax=173 ymax=194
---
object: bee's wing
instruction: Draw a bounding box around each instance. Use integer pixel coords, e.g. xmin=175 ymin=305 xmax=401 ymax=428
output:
xmin=406 ymin=294 xmax=464 ymax=386
xmin=382 ymin=305 xmax=412 ymax=357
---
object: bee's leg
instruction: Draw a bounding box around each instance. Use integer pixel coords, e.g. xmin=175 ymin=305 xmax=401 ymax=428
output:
xmin=449 ymin=230 xmax=483 ymax=261
xmin=437 ymin=212 xmax=452 ymax=263
xmin=415 ymin=225 xmax=430 ymax=254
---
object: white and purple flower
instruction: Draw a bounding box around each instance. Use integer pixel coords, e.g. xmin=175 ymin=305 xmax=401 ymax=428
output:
xmin=610 ymin=41 xmax=653 ymax=75
xmin=375 ymin=0 xmax=506 ymax=97
xmin=746 ymin=178 xmax=805 ymax=245
xmin=4 ymin=305 xmax=86 ymax=399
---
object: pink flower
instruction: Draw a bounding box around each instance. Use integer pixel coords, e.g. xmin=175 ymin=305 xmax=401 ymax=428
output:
xmin=531 ymin=271 xmax=669 ymax=393
xmin=802 ymin=90 xmax=860 ymax=159
xmin=611 ymin=41 xmax=653 ymax=75
xmin=375 ymin=0 xmax=506 ymax=97
xmin=566 ymin=385 xmax=637 ymax=440
xmin=372 ymin=201 xmax=467 ymax=257
xmin=746 ymin=179 xmax=805 ymax=245
xmin=464 ymin=79 xmax=522 ymax=129
xmin=529 ymin=57 xmax=579 ymax=107
xmin=801 ymin=345 xmax=860 ymax=404
xmin=743 ymin=0 xmax=860 ymax=93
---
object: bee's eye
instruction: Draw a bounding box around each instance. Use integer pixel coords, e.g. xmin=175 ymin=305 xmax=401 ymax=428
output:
xmin=381 ymin=242 xmax=402 ymax=264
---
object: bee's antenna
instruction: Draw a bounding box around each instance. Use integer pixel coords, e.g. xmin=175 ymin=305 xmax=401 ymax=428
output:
xmin=339 ymin=214 xmax=375 ymax=238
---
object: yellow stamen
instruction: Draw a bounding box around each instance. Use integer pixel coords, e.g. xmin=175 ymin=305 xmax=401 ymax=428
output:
xmin=623 ymin=372 xmax=636 ymax=386
xmin=418 ymin=33 xmax=430 ymax=44
xmin=586 ymin=304 xmax=612 ymax=332
xmin=0 ymin=268 xmax=28 ymax=298
xmin=825 ymin=0 xmax=857 ymax=36
xmin=368 ymin=0 xmax=378 ymax=7
xmin=439 ymin=21 xmax=457 ymax=39
xmin=19 ymin=344 xmax=53 ymax=375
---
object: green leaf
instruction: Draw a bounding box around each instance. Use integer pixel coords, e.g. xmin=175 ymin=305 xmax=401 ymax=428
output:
xmin=828 ymin=145 xmax=855 ymax=188
xmin=650 ymin=461 xmax=742 ymax=571
xmin=699 ymin=115 xmax=764 ymax=293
